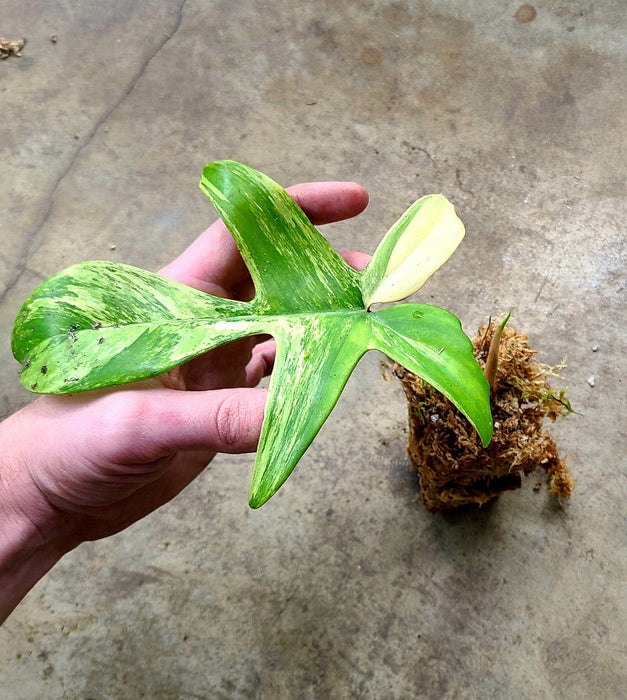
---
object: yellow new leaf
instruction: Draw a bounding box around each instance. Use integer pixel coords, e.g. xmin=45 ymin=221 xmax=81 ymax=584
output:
xmin=363 ymin=194 xmax=465 ymax=306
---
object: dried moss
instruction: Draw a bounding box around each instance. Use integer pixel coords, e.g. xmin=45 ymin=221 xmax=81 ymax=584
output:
xmin=0 ymin=37 xmax=26 ymax=59
xmin=394 ymin=317 xmax=575 ymax=512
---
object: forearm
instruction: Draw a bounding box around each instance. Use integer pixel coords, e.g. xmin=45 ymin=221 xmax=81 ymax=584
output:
xmin=0 ymin=410 xmax=76 ymax=624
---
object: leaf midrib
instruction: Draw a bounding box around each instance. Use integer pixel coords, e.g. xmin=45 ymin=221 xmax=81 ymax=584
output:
xmin=51 ymin=306 xmax=371 ymax=334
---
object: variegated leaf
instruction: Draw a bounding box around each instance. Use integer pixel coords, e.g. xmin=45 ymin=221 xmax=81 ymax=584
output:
xmin=249 ymin=313 xmax=367 ymax=507
xmin=12 ymin=261 xmax=266 ymax=393
xmin=12 ymin=160 xmax=493 ymax=508
xmin=200 ymin=161 xmax=363 ymax=312
xmin=368 ymin=304 xmax=493 ymax=446
xmin=248 ymin=302 xmax=492 ymax=506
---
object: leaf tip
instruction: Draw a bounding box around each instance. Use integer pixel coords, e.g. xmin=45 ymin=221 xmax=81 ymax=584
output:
xmin=480 ymin=420 xmax=494 ymax=448
xmin=248 ymin=487 xmax=271 ymax=509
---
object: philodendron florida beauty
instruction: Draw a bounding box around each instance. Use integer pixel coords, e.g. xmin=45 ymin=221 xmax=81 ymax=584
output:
xmin=12 ymin=161 xmax=492 ymax=507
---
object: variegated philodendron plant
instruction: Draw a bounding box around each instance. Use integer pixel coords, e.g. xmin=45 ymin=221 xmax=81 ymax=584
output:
xmin=12 ymin=161 xmax=492 ymax=507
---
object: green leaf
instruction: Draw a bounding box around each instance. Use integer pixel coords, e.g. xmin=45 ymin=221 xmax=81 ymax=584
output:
xmin=249 ymin=313 xmax=367 ymax=507
xmin=368 ymin=304 xmax=493 ymax=446
xmin=12 ymin=261 xmax=265 ymax=393
xmin=248 ymin=304 xmax=493 ymax=506
xmin=200 ymin=160 xmax=363 ymax=312
xmin=12 ymin=160 xmax=492 ymax=507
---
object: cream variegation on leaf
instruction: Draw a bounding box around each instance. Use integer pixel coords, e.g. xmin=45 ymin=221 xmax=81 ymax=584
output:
xmin=361 ymin=194 xmax=465 ymax=306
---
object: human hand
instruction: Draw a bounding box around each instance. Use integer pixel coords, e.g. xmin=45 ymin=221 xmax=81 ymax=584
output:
xmin=0 ymin=180 xmax=368 ymax=622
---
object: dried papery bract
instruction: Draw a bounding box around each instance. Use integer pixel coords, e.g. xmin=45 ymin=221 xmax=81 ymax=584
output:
xmin=484 ymin=307 xmax=512 ymax=390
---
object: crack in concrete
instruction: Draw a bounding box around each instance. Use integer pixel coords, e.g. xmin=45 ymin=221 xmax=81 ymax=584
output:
xmin=455 ymin=168 xmax=474 ymax=197
xmin=0 ymin=0 xmax=189 ymax=305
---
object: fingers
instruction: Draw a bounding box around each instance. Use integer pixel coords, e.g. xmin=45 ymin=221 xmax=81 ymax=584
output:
xmin=159 ymin=219 xmax=245 ymax=298
xmin=287 ymin=182 xmax=368 ymax=225
xmin=245 ymin=337 xmax=276 ymax=386
xmin=285 ymin=182 xmax=369 ymax=225
xmin=160 ymin=181 xmax=369 ymax=295
xmin=177 ymin=336 xmax=258 ymax=391
xmin=341 ymin=251 xmax=371 ymax=271
xmin=167 ymin=334 xmax=276 ymax=394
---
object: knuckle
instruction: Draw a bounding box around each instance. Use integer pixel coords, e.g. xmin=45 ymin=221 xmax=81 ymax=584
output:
xmin=214 ymin=392 xmax=246 ymax=449
xmin=102 ymin=390 xmax=188 ymax=461
xmin=102 ymin=392 xmax=149 ymax=436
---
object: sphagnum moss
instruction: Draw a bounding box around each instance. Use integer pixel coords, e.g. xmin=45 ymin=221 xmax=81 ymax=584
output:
xmin=395 ymin=317 xmax=575 ymax=512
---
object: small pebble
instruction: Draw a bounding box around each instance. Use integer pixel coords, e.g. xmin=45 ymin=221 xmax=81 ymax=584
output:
xmin=591 ymin=345 xmax=599 ymax=352
xmin=109 ymin=244 xmax=116 ymax=250
xmin=50 ymin=35 xmax=57 ymax=43
xmin=430 ymin=413 xmax=440 ymax=424
xmin=587 ymin=376 xmax=595 ymax=387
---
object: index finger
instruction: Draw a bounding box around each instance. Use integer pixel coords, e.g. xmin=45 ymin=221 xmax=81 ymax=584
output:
xmin=159 ymin=181 xmax=369 ymax=296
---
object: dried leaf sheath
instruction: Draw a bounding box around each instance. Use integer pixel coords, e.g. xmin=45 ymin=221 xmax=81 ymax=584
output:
xmin=484 ymin=308 xmax=512 ymax=389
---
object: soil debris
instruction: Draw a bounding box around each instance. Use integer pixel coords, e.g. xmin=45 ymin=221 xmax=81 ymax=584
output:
xmin=394 ymin=317 xmax=575 ymax=512
xmin=0 ymin=37 xmax=26 ymax=59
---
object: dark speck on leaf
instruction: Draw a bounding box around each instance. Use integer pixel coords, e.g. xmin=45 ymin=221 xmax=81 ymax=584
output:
xmin=30 ymin=383 xmax=38 ymax=389
xmin=40 ymin=365 xmax=48 ymax=374
xmin=98 ymin=337 xmax=105 ymax=344
xmin=24 ymin=359 xmax=31 ymax=368
xmin=92 ymin=322 xmax=102 ymax=330
xmin=69 ymin=323 xmax=79 ymax=332
xmin=64 ymin=376 xmax=80 ymax=383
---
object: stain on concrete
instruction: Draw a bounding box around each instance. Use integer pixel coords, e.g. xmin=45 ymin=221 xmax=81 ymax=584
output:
xmin=516 ymin=4 xmax=537 ymax=24
xmin=361 ymin=45 xmax=383 ymax=65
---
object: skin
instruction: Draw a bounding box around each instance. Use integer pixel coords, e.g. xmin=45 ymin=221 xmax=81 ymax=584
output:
xmin=0 ymin=181 xmax=370 ymax=624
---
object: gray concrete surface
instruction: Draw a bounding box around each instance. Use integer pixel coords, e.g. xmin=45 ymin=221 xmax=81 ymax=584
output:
xmin=1 ymin=1 xmax=625 ymax=698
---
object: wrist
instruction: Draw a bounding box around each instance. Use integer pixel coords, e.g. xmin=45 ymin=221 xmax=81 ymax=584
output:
xmin=0 ymin=506 xmax=68 ymax=624
xmin=0 ymin=409 xmax=78 ymax=624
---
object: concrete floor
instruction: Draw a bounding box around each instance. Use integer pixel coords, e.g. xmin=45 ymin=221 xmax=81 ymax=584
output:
xmin=1 ymin=1 xmax=625 ymax=697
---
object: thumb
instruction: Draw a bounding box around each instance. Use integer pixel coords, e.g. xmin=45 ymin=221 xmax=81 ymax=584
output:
xmin=113 ymin=387 xmax=268 ymax=460
xmin=164 ymin=387 xmax=268 ymax=454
